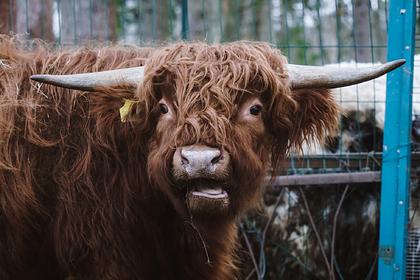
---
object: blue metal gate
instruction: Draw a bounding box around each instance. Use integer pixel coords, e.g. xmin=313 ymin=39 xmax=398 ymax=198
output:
xmin=378 ymin=0 xmax=416 ymax=279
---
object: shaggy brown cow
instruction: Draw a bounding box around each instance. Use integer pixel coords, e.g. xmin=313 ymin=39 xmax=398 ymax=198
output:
xmin=0 ymin=36 xmax=403 ymax=279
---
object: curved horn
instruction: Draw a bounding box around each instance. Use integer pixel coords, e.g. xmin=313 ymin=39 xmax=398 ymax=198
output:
xmin=31 ymin=59 xmax=405 ymax=91
xmin=287 ymin=59 xmax=405 ymax=89
xmin=30 ymin=66 xmax=145 ymax=91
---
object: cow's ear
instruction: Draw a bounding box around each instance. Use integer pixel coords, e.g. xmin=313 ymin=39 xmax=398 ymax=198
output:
xmin=87 ymin=85 xmax=137 ymax=120
xmin=288 ymin=88 xmax=339 ymax=151
xmin=268 ymin=88 xmax=339 ymax=171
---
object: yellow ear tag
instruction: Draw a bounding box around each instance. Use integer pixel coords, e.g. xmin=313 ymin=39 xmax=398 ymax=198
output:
xmin=120 ymin=99 xmax=135 ymax=122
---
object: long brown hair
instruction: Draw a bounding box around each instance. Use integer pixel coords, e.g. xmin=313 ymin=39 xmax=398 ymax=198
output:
xmin=0 ymin=36 xmax=338 ymax=279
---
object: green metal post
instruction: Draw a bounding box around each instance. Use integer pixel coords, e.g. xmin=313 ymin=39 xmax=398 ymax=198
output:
xmin=181 ymin=0 xmax=189 ymax=40
xmin=378 ymin=0 xmax=415 ymax=279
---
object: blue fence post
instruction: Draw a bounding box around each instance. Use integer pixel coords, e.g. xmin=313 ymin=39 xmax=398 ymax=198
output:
xmin=181 ymin=0 xmax=189 ymax=40
xmin=378 ymin=0 xmax=415 ymax=279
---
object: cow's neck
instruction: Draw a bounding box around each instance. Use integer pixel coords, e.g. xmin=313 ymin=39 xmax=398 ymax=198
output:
xmin=180 ymin=217 xmax=238 ymax=279
xmin=149 ymin=196 xmax=238 ymax=279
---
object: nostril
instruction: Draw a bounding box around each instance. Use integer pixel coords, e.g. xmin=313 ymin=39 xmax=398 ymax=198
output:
xmin=211 ymin=152 xmax=223 ymax=165
xmin=180 ymin=150 xmax=189 ymax=165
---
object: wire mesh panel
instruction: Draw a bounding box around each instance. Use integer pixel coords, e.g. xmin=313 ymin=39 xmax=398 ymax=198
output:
xmin=0 ymin=0 xmax=418 ymax=279
xmin=405 ymin=2 xmax=420 ymax=279
xmin=408 ymin=229 xmax=420 ymax=279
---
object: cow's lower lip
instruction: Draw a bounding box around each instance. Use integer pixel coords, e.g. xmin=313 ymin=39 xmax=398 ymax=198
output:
xmin=184 ymin=180 xmax=230 ymax=215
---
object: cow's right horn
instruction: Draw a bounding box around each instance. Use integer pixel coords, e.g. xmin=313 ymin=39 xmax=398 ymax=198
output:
xmin=30 ymin=66 xmax=145 ymax=92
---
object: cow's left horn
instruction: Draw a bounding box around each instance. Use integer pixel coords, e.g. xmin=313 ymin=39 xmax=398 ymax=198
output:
xmin=287 ymin=59 xmax=405 ymax=89
xmin=30 ymin=66 xmax=145 ymax=91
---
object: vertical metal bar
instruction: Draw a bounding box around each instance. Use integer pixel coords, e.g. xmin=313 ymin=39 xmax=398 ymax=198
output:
xmin=57 ymin=0 xmax=62 ymax=45
xmin=283 ymin=0 xmax=291 ymax=61
xmin=252 ymin=0 xmax=257 ymax=40
xmin=378 ymin=1 xmax=415 ymax=279
xmin=350 ymin=0 xmax=358 ymax=62
xmin=218 ymin=0 xmax=224 ymax=42
xmin=367 ymin=0 xmax=375 ymax=62
xmin=367 ymin=0 xmax=379 ymax=165
xmin=73 ymin=0 xmax=77 ymax=44
xmin=120 ymin=0 xmax=126 ymax=42
xmin=168 ymin=0 xmax=174 ymax=41
xmin=181 ymin=0 xmax=189 ymax=40
xmin=300 ymin=0 xmax=309 ymax=171
xmin=89 ymin=0 xmax=93 ymax=40
xmin=104 ymin=0 xmax=109 ymax=41
xmin=25 ymin=0 xmax=29 ymax=34
xmin=334 ymin=0 xmax=341 ymax=63
xmin=8 ymin=0 xmax=13 ymax=32
xmin=234 ymin=0 xmax=240 ymax=40
xmin=301 ymin=0 xmax=307 ymax=64
xmin=315 ymin=0 xmax=327 ymax=171
xmin=334 ymin=0 xmax=344 ymax=163
xmin=268 ymin=0 xmax=272 ymax=43
xmin=201 ymin=0 xmax=208 ymax=42
xmin=138 ymin=0 xmax=143 ymax=44
xmin=350 ymin=0 xmax=362 ymax=169
xmin=315 ymin=0 xmax=324 ymax=65
xmin=41 ymin=0 xmax=45 ymax=39
xmin=152 ymin=0 xmax=157 ymax=41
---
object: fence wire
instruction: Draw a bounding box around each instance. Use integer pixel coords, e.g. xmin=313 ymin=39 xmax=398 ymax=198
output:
xmin=1 ymin=0 xmax=419 ymax=279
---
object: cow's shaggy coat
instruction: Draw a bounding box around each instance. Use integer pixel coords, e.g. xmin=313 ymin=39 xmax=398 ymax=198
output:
xmin=0 ymin=36 xmax=338 ymax=279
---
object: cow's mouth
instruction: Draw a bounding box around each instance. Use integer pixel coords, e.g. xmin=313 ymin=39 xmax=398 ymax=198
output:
xmin=183 ymin=179 xmax=230 ymax=215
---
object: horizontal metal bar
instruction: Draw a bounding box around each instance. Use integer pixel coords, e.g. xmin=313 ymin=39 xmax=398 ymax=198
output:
xmin=266 ymin=171 xmax=381 ymax=187
xmin=288 ymin=151 xmax=420 ymax=160
xmin=277 ymin=44 xmax=388 ymax=49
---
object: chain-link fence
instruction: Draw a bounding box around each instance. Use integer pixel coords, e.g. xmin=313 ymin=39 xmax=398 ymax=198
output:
xmin=1 ymin=0 xmax=418 ymax=279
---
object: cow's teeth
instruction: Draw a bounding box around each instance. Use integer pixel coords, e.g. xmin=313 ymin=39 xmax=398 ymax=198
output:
xmin=191 ymin=189 xmax=228 ymax=199
xmin=198 ymin=187 xmax=223 ymax=195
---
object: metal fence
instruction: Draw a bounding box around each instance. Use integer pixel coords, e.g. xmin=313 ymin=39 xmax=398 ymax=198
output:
xmin=0 ymin=0 xmax=418 ymax=279
xmin=1 ymin=1 xmax=401 ymax=171
xmin=1 ymin=0 xmax=390 ymax=63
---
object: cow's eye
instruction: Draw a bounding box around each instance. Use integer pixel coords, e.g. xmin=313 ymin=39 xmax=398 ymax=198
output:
xmin=249 ymin=104 xmax=262 ymax=116
xmin=159 ymin=103 xmax=169 ymax=114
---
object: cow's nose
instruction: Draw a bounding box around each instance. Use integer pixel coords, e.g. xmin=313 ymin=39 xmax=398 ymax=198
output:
xmin=180 ymin=145 xmax=221 ymax=167
xmin=172 ymin=145 xmax=230 ymax=179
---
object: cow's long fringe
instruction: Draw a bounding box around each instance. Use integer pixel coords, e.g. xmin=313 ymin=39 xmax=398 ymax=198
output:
xmin=0 ymin=35 xmax=338 ymax=279
xmin=134 ymin=41 xmax=338 ymax=172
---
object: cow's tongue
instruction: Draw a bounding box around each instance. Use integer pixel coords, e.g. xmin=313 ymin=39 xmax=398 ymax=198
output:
xmin=191 ymin=187 xmax=228 ymax=199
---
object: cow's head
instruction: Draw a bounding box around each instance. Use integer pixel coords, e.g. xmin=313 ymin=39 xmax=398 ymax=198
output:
xmin=31 ymin=42 xmax=404 ymax=220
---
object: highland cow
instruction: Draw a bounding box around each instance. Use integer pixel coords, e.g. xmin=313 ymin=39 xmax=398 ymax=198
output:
xmin=0 ymin=36 xmax=403 ymax=279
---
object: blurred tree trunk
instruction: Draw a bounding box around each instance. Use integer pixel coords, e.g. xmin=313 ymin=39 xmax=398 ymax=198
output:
xmin=0 ymin=0 xmax=16 ymax=34
xmin=137 ymin=0 xmax=169 ymax=43
xmin=138 ymin=0 xmax=154 ymax=42
xmin=205 ymin=0 xmax=221 ymax=43
xmin=107 ymin=0 xmax=118 ymax=42
xmin=16 ymin=0 xmax=54 ymax=41
xmin=241 ymin=0 xmax=253 ymax=40
xmin=189 ymin=0 xmax=203 ymax=40
xmin=77 ymin=0 xmax=117 ymax=43
xmin=254 ymin=0 xmax=269 ymax=41
xmin=59 ymin=0 xmax=76 ymax=45
xmin=59 ymin=0 xmax=117 ymax=45
xmin=156 ymin=0 xmax=169 ymax=41
xmin=372 ymin=0 xmax=387 ymax=62
xmin=353 ymin=0 xmax=370 ymax=62
xmin=223 ymin=0 xmax=243 ymax=41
